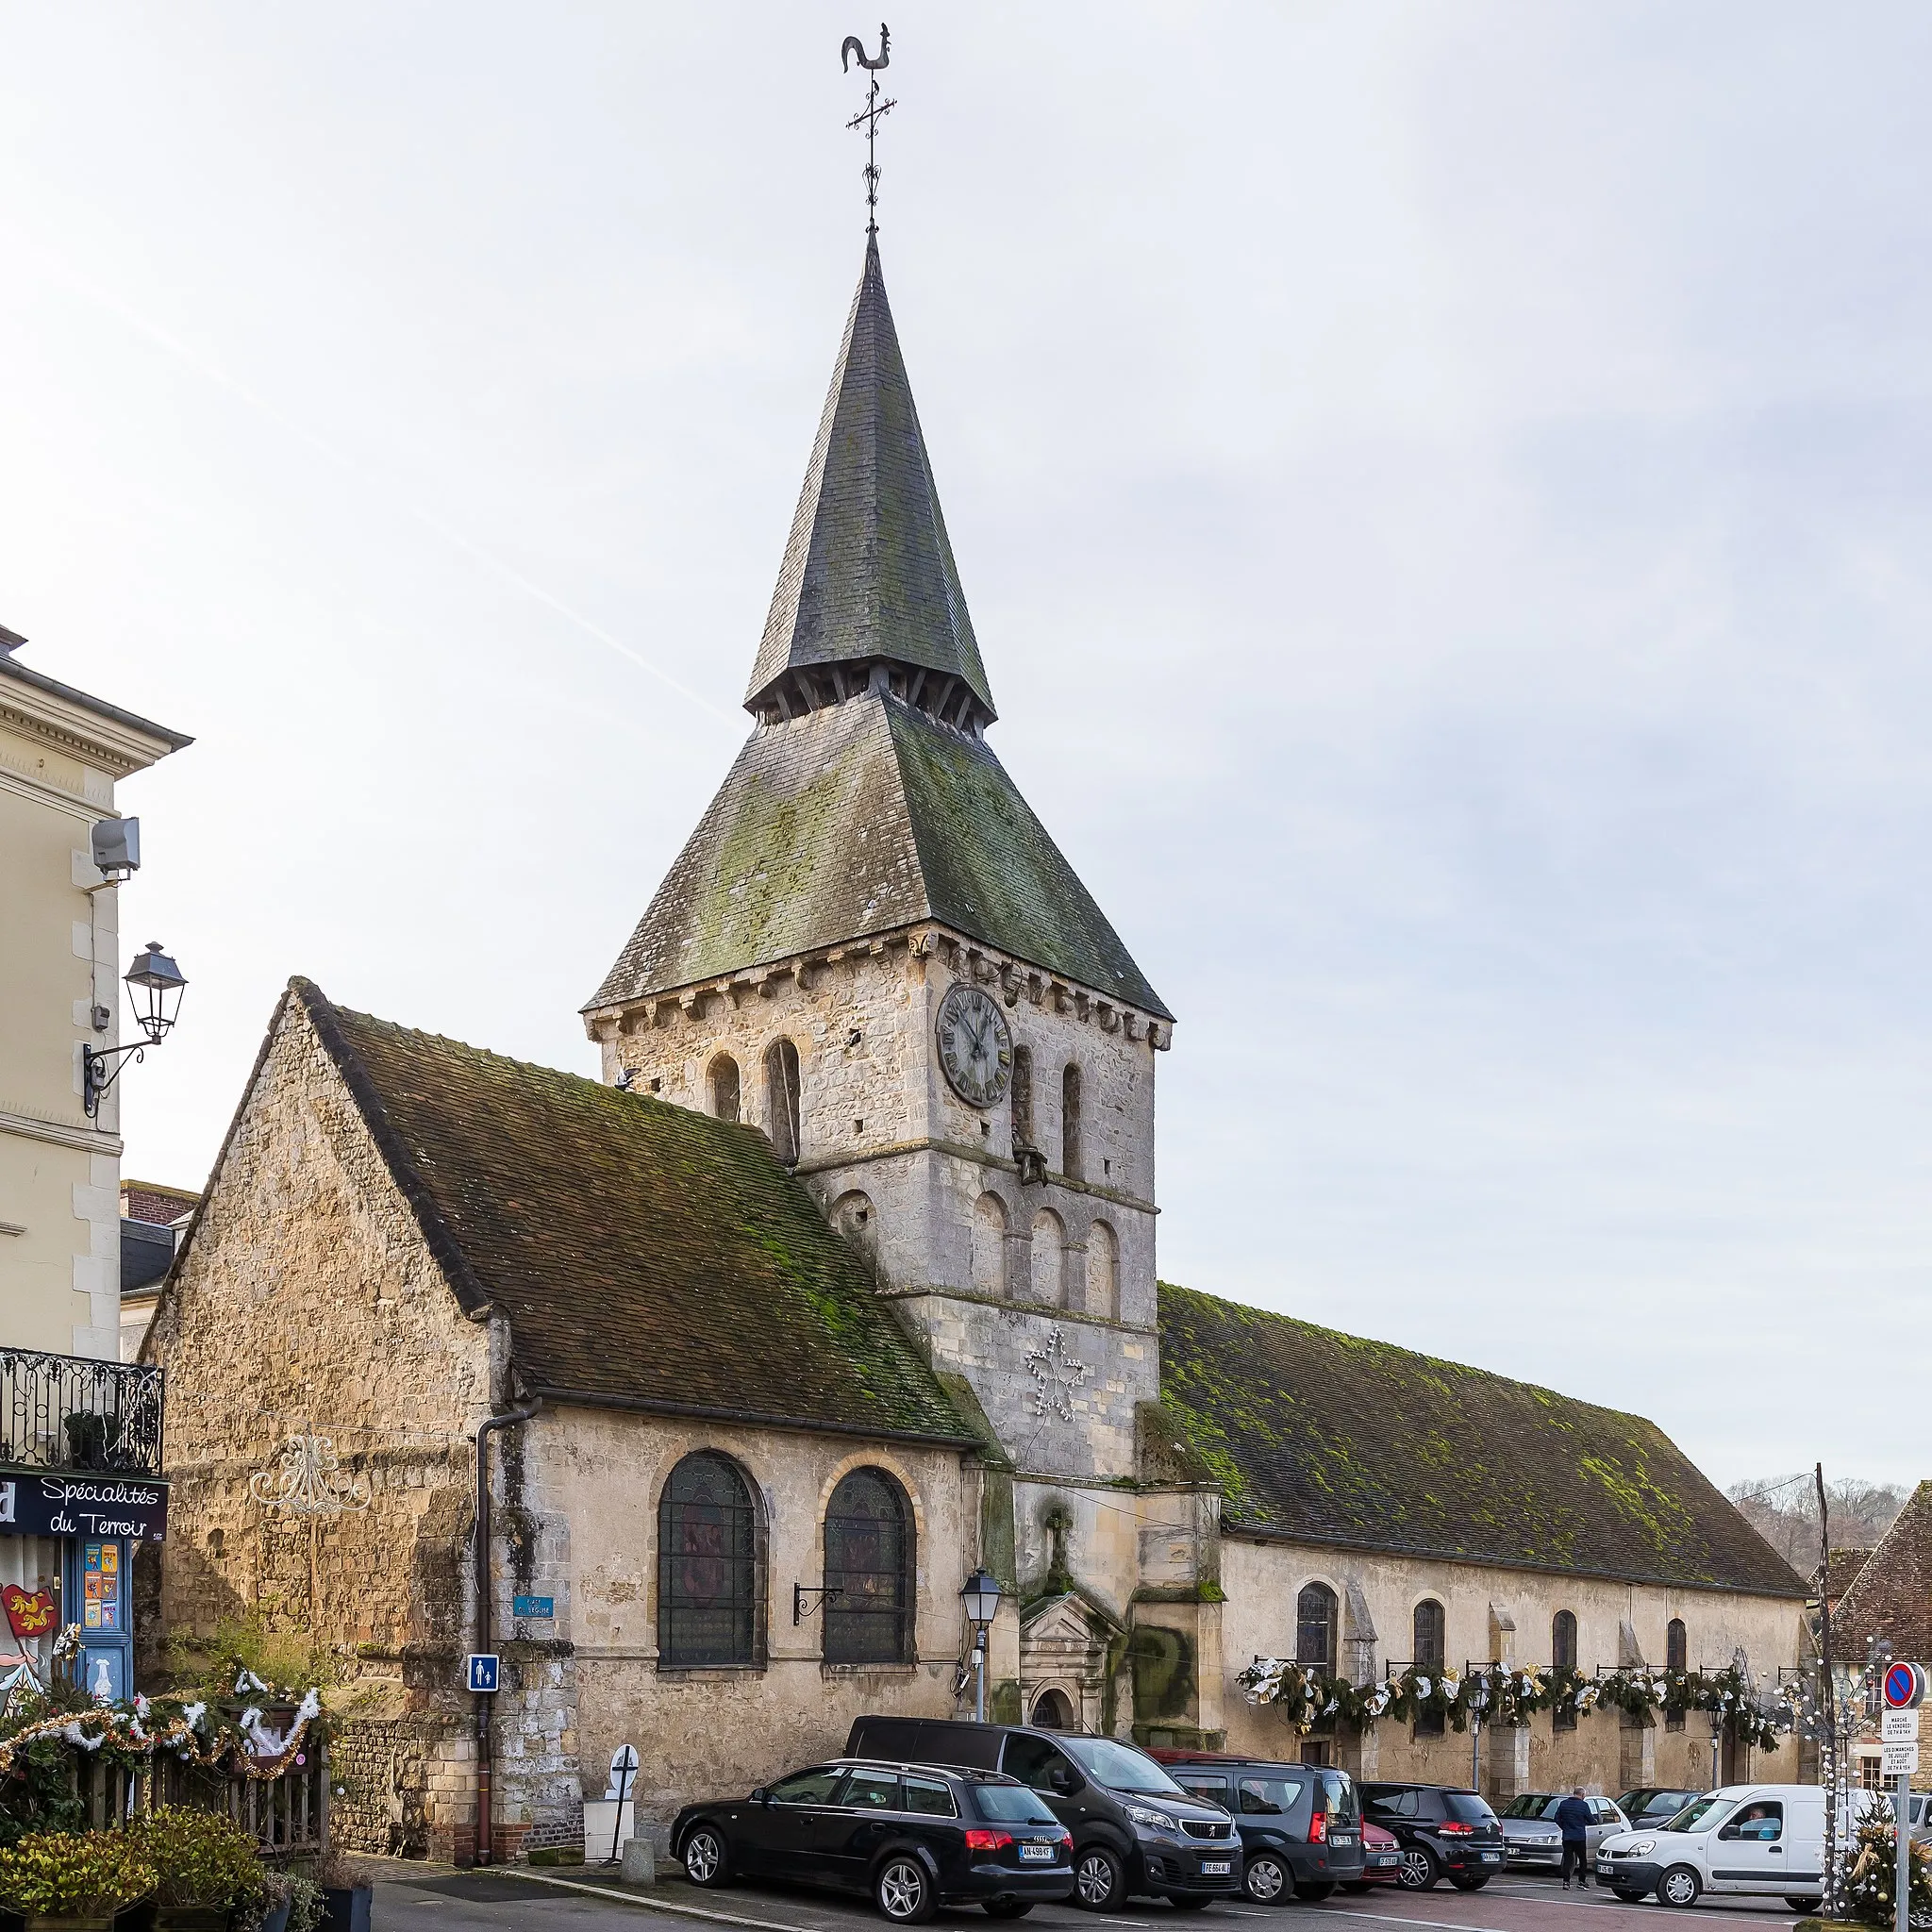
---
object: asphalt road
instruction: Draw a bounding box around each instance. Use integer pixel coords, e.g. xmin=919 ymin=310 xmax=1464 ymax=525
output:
xmin=370 ymin=1867 xmax=1810 ymax=1932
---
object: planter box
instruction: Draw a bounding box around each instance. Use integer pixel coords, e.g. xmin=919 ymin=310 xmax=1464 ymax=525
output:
xmin=320 ymin=1888 xmax=370 ymax=1932
xmin=155 ymin=1911 xmax=228 ymax=1932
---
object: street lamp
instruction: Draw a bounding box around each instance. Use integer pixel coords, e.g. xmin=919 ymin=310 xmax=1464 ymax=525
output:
xmin=1468 ymin=1674 xmax=1491 ymax=1790
xmin=84 ymin=941 xmax=188 ymax=1116
xmin=961 ymin=1568 xmax=1003 ymax=1724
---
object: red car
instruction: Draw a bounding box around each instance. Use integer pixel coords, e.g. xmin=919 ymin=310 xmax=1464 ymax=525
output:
xmin=1346 ymin=1821 xmax=1402 ymax=1890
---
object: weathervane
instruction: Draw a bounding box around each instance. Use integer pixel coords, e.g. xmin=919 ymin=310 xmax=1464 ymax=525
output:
xmin=841 ymin=23 xmax=894 ymax=233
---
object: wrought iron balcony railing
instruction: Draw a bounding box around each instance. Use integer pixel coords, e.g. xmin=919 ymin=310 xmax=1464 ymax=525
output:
xmin=0 ymin=1347 xmax=165 ymax=1477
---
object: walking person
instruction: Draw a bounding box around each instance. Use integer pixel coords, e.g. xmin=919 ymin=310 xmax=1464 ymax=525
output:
xmin=1555 ymin=1788 xmax=1593 ymax=1890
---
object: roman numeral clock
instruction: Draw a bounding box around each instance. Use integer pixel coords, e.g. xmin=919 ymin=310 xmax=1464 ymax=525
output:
xmin=936 ymin=983 xmax=1012 ymax=1108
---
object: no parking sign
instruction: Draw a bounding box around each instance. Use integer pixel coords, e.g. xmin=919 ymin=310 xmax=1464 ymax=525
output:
xmin=1883 ymin=1661 xmax=1927 ymax=1710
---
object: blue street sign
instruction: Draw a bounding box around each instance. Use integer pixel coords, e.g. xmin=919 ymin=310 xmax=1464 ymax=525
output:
xmin=466 ymin=1653 xmax=500 ymax=1693
xmin=511 ymin=1595 xmax=554 ymax=1620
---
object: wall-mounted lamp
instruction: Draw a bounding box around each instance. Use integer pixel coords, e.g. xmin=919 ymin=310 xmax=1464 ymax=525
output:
xmin=84 ymin=941 xmax=188 ymax=1117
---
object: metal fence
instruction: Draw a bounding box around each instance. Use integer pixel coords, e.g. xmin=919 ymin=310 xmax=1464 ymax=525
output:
xmin=0 ymin=1347 xmax=165 ymax=1475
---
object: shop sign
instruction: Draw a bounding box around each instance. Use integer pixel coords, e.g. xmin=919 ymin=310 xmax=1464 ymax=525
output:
xmin=0 ymin=1471 xmax=169 ymax=1542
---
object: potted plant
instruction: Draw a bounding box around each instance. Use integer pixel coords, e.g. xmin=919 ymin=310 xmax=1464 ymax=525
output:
xmin=231 ymin=1871 xmax=293 ymax=1932
xmin=283 ymin=1877 xmax=322 ymax=1932
xmin=0 ymin=1829 xmax=156 ymax=1931
xmin=125 ymin=1809 xmax=266 ymax=1931
xmin=311 ymin=1855 xmax=368 ymax=1932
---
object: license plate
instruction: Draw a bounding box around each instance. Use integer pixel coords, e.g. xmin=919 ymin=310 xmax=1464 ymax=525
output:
xmin=1019 ymin=1845 xmax=1055 ymax=1861
xmin=1480 ymin=1852 xmax=1501 ymax=1863
xmin=1202 ymin=1861 xmax=1232 ymax=1876
xmin=1331 ymin=1835 xmax=1356 ymax=1845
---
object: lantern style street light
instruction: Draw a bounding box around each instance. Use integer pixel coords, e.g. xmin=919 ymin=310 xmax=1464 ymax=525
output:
xmin=961 ymin=1568 xmax=1003 ymax=1723
xmin=83 ymin=941 xmax=188 ymax=1117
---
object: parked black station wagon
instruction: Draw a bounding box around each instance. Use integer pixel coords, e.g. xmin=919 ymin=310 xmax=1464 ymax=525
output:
xmin=672 ymin=1759 xmax=1075 ymax=1923
xmin=1358 ymin=1782 xmax=1506 ymax=1891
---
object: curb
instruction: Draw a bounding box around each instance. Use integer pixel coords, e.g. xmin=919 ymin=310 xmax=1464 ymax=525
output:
xmin=499 ymin=1866 xmax=823 ymax=1930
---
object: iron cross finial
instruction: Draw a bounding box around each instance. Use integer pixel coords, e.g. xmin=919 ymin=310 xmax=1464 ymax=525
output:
xmin=841 ymin=24 xmax=895 ymax=234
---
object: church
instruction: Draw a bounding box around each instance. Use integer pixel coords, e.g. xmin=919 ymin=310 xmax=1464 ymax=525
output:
xmin=143 ymin=233 xmax=1808 ymax=1866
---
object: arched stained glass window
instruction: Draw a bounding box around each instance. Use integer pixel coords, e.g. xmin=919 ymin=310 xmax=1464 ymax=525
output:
xmin=1296 ymin=1582 xmax=1338 ymax=1672
xmin=658 ymin=1452 xmax=760 ymax=1667
xmin=1552 ymin=1609 xmax=1577 ymax=1671
xmin=1413 ymin=1598 xmax=1445 ymax=1668
xmin=1413 ymin=1599 xmax=1446 ymax=1737
xmin=823 ymin=1468 xmax=913 ymax=1665
xmin=1552 ymin=1609 xmax=1579 ymax=1728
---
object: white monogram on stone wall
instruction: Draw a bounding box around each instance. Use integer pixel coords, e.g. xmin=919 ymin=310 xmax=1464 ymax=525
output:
xmin=1025 ymin=1327 xmax=1090 ymax=1422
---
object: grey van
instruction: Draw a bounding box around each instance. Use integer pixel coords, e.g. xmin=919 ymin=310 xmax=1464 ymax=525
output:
xmin=846 ymin=1717 xmax=1241 ymax=1911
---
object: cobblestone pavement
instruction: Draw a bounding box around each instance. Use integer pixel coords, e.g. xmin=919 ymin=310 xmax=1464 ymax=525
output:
xmin=369 ymin=1867 xmax=1808 ymax=1932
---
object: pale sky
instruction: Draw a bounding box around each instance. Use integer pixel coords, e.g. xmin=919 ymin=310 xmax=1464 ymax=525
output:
xmin=5 ymin=5 xmax=1928 ymax=1491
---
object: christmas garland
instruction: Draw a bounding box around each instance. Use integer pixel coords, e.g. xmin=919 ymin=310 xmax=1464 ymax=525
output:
xmin=0 ymin=1656 xmax=325 ymax=1789
xmin=1239 ymin=1656 xmax=1793 ymax=1750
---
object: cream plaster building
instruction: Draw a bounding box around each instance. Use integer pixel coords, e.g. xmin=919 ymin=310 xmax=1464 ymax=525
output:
xmin=0 ymin=626 xmax=190 ymax=1357
xmin=0 ymin=624 xmax=189 ymax=1701
xmin=146 ymin=236 xmax=1809 ymax=1867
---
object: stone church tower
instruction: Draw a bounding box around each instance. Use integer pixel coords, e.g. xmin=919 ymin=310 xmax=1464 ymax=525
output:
xmin=584 ymin=239 xmax=1208 ymax=1729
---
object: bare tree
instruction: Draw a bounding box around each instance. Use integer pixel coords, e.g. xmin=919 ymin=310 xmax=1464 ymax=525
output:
xmin=1728 ymin=1474 xmax=1907 ymax=1570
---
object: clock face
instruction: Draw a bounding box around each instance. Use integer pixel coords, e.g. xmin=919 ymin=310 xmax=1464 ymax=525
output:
xmin=936 ymin=982 xmax=1013 ymax=1108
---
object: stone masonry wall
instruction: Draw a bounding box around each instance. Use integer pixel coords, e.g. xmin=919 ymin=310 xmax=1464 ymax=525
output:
xmin=590 ymin=933 xmax=1161 ymax=1482
xmin=143 ymin=993 xmax=502 ymax=1862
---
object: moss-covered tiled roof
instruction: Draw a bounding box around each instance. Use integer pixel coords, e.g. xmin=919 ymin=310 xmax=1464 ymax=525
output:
xmin=1158 ymin=1280 xmax=1806 ymax=1595
xmin=585 ymin=692 xmax=1169 ymax=1018
xmin=297 ymin=980 xmax=974 ymax=1443
xmin=745 ymin=235 xmax=993 ymax=722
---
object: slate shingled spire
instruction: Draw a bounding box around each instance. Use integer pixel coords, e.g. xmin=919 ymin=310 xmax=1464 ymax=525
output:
xmin=744 ymin=236 xmax=995 ymax=727
xmin=587 ymin=230 xmax=1167 ymax=1019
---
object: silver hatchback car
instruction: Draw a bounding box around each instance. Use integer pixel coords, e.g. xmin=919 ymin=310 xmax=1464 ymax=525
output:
xmin=1498 ymin=1794 xmax=1629 ymax=1872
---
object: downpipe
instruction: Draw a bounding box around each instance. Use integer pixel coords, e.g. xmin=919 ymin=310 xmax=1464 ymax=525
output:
xmin=475 ymin=1398 xmax=541 ymax=1867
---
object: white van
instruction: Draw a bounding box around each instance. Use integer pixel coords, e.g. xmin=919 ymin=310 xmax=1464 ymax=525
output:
xmin=1594 ymin=1784 xmax=1878 ymax=1909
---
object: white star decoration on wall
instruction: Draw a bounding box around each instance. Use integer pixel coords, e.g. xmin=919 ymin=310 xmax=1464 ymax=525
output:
xmin=1026 ymin=1327 xmax=1090 ymax=1423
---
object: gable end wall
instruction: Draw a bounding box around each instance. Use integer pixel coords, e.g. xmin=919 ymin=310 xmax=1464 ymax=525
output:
xmin=143 ymin=994 xmax=499 ymax=1857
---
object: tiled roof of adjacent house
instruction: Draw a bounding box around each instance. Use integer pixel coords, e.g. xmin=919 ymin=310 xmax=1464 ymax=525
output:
xmin=585 ymin=693 xmax=1169 ymax=1018
xmin=292 ymin=980 xmax=975 ymax=1445
xmin=1835 ymin=1482 xmax=1932 ymax=1656
xmin=1157 ymin=1280 xmax=1807 ymax=1596
xmin=745 ymin=235 xmax=994 ymax=724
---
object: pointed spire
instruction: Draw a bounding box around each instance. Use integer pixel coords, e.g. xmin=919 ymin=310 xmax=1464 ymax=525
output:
xmin=745 ymin=237 xmax=996 ymax=727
